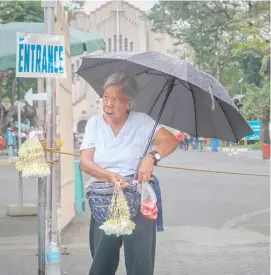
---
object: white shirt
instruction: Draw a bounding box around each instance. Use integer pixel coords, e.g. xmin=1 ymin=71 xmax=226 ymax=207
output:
xmin=80 ymin=111 xmax=162 ymax=177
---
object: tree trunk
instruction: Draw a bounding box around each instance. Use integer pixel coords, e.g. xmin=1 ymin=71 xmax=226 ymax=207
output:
xmin=261 ymin=119 xmax=270 ymax=144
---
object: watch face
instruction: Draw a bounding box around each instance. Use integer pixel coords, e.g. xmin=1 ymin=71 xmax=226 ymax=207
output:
xmin=155 ymin=153 xmax=161 ymax=161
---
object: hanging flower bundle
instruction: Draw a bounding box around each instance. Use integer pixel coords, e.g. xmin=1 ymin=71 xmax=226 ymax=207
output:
xmin=99 ymin=181 xmax=136 ymax=237
xmin=16 ymin=131 xmax=50 ymax=178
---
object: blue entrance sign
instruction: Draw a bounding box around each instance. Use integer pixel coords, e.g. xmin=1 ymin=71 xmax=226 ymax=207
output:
xmin=16 ymin=32 xmax=65 ymax=78
xmin=247 ymin=121 xmax=261 ymax=141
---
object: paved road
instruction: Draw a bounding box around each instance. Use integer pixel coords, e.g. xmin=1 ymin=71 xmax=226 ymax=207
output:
xmin=0 ymin=150 xmax=269 ymax=274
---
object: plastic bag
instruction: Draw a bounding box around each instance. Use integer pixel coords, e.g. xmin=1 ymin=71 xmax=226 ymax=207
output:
xmin=137 ymin=182 xmax=158 ymax=220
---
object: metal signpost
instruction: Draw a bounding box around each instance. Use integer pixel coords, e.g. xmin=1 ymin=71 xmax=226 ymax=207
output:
xmin=17 ymin=101 xmax=23 ymax=205
xmin=16 ymin=1 xmax=65 ymax=273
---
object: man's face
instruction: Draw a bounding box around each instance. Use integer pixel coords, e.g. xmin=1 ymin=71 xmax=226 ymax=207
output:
xmin=103 ymin=85 xmax=130 ymax=123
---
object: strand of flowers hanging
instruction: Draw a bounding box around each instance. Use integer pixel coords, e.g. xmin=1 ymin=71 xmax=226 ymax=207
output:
xmin=99 ymin=180 xmax=136 ymax=237
xmin=16 ymin=131 xmax=50 ymax=178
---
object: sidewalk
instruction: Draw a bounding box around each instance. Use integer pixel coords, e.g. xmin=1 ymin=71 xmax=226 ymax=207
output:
xmin=0 ymin=208 xmax=269 ymax=275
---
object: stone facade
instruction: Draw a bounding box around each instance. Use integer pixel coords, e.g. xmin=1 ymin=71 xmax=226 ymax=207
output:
xmin=70 ymin=0 xmax=192 ymax=132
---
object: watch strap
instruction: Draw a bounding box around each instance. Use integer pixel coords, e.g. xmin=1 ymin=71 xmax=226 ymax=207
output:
xmin=150 ymin=151 xmax=160 ymax=166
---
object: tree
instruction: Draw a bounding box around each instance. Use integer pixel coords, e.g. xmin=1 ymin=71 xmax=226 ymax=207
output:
xmin=148 ymin=1 xmax=270 ymax=143
xmin=0 ymin=0 xmax=85 ymax=23
xmin=62 ymin=0 xmax=85 ymax=22
xmin=242 ymin=79 xmax=270 ymax=143
xmin=235 ymin=2 xmax=270 ymax=143
xmin=148 ymin=1 xmax=248 ymax=79
xmin=0 ymin=1 xmax=44 ymax=23
xmin=62 ymin=0 xmax=84 ymax=13
xmin=0 ymin=0 xmax=85 ymax=133
xmin=0 ymin=1 xmax=44 ymax=133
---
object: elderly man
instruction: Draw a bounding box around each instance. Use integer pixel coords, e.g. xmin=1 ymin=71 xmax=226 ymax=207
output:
xmin=80 ymin=72 xmax=179 ymax=275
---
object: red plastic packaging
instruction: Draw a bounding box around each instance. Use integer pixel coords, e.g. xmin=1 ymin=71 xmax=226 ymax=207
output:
xmin=138 ymin=182 xmax=158 ymax=220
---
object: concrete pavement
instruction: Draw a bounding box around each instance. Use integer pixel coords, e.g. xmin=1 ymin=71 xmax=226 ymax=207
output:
xmin=0 ymin=150 xmax=269 ymax=274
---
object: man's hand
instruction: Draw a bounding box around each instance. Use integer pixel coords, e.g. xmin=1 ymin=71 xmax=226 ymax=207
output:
xmin=108 ymin=173 xmax=129 ymax=189
xmin=138 ymin=154 xmax=154 ymax=184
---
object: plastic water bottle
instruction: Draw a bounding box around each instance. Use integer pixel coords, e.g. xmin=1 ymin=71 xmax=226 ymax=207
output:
xmin=46 ymin=242 xmax=61 ymax=275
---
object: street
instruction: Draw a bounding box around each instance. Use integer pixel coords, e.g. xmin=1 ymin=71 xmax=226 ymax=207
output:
xmin=0 ymin=150 xmax=269 ymax=275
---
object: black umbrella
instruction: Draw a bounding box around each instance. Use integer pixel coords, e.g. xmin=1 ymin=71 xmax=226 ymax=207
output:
xmin=77 ymin=51 xmax=252 ymax=158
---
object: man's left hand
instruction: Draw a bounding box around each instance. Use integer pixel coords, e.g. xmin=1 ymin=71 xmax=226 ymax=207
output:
xmin=138 ymin=154 xmax=154 ymax=184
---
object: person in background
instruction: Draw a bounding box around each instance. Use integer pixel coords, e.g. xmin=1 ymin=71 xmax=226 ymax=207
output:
xmin=228 ymin=141 xmax=238 ymax=155
xmin=21 ymin=132 xmax=28 ymax=144
xmin=0 ymin=134 xmax=4 ymax=151
xmin=198 ymin=137 xmax=204 ymax=152
xmin=5 ymin=128 xmax=15 ymax=147
xmin=176 ymin=131 xmax=185 ymax=150
xmin=5 ymin=128 xmax=15 ymax=157
xmin=184 ymin=133 xmax=190 ymax=151
xmin=194 ymin=137 xmax=200 ymax=151
xmin=189 ymin=135 xmax=194 ymax=150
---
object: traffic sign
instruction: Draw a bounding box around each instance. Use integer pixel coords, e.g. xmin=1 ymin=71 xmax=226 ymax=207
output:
xmin=16 ymin=32 xmax=65 ymax=78
xmin=247 ymin=121 xmax=261 ymax=141
xmin=24 ymin=88 xmax=48 ymax=106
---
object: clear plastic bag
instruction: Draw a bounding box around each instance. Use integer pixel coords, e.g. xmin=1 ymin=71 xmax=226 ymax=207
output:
xmin=137 ymin=181 xmax=158 ymax=220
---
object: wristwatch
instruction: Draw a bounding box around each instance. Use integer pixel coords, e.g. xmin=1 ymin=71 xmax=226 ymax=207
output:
xmin=149 ymin=151 xmax=161 ymax=166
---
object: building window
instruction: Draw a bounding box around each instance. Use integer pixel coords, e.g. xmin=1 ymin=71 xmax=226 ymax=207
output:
xmin=113 ymin=35 xmax=117 ymax=51
xmin=76 ymin=60 xmax=80 ymax=70
xmin=130 ymin=41 xmax=134 ymax=51
xmin=76 ymin=60 xmax=80 ymax=80
xmin=119 ymin=35 xmax=122 ymax=51
xmin=108 ymin=38 xmax=112 ymax=52
xmin=124 ymin=38 xmax=128 ymax=51
xmin=71 ymin=63 xmax=75 ymax=82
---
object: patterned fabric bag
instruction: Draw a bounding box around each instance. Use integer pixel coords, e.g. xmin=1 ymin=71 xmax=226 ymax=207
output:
xmin=86 ymin=179 xmax=140 ymax=223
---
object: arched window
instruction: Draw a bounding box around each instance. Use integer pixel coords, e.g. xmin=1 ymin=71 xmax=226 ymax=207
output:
xmin=71 ymin=63 xmax=75 ymax=82
xmin=130 ymin=41 xmax=134 ymax=51
xmin=108 ymin=38 xmax=112 ymax=52
xmin=124 ymin=38 xmax=128 ymax=51
xmin=76 ymin=60 xmax=80 ymax=70
xmin=119 ymin=35 xmax=123 ymax=51
xmin=113 ymin=35 xmax=117 ymax=51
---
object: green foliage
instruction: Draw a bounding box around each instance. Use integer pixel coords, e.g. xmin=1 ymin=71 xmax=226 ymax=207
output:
xmin=0 ymin=1 xmax=43 ymax=23
xmin=63 ymin=0 xmax=84 ymax=12
xmin=148 ymin=0 xmax=270 ymax=142
xmin=0 ymin=0 xmax=44 ymax=126
xmin=235 ymin=53 xmax=262 ymax=87
xmin=242 ymin=78 xmax=270 ymax=122
xmin=0 ymin=0 xmax=85 ymax=127
xmin=148 ymin=1 xmax=248 ymax=77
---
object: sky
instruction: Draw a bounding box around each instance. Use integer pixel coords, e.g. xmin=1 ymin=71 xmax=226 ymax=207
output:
xmin=84 ymin=0 xmax=157 ymax=12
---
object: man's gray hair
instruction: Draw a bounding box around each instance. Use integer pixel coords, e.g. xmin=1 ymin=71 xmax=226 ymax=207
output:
xmin=104 ymin=72 xmax=138 ymax=108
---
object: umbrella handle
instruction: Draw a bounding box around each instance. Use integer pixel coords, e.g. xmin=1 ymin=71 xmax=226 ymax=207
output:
xmin=133 ymin=77 xmax=176 ymax=180
xmin=208 ymin=85 xmax=215 ymax=110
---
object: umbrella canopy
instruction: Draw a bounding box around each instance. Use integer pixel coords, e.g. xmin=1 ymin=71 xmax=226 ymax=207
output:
xmin=77 ymin=51 xmax=253 ymax=142
xmin=0 ymin=22 xmax=105 ymax=71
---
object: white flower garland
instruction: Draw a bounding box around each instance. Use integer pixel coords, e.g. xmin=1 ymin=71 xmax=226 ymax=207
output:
xmin=99 ymin=181 xmax=135 ymax=237
xmin=16 ymin=131 xmax=50 ymax=178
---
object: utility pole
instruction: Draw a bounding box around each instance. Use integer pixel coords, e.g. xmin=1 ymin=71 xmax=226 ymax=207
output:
xmin=37 ymin=78 xmax=46 ymax=275
xmin=41 ymin=1 xmax=61 ymax=275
